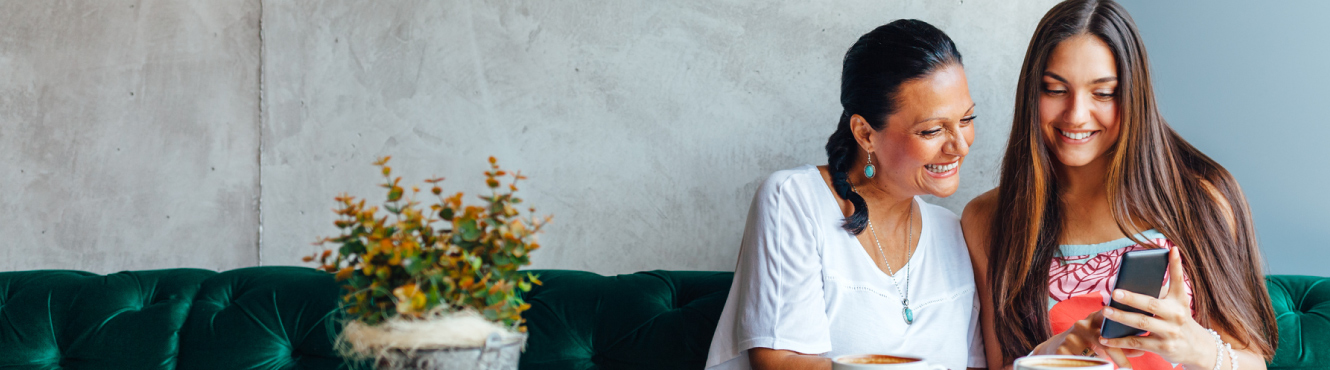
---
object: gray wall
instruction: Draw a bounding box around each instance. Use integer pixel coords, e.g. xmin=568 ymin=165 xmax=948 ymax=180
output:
xmin=0 ymin=1 xmax=262 ymax=272
xmin=2 ymin=1 xmax=1061 ymax=274
xmin=1117 ymin=0 xmax=1329 ymax=276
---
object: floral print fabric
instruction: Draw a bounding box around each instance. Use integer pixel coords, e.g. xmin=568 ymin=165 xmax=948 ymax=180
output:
xmin=1046 ymin=233 xmax=1191 ymax=370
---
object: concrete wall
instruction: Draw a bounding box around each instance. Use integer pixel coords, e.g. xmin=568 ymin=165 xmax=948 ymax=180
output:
xmin=0 ymin=0 xmax=261 ymax=272
xmin=1117 ymin=0 xmax=1330 ymax=276
xmin=258 ymin=0 xmax=1061 ymax=275
xmin=3 ymin=0 xmax=1059 ymax=274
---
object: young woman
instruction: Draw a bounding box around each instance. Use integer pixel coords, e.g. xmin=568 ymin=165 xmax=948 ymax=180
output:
xmin=962 ymin=1 xmax=1277 ymax=369
xmin=705 ymin=20 xmax=984 ymax=370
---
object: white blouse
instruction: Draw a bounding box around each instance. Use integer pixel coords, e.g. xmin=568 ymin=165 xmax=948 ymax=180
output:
xmin=705 ymin=165 xmax=985 ymax=370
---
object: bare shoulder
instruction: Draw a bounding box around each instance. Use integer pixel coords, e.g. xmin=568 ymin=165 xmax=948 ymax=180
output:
xmin=961 ymin=188 xmax=1000 ymax=231
xmin=961 ymin=188 xmax=1000 ymax=257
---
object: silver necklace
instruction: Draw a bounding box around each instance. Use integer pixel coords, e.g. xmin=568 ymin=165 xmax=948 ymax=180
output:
xmin=853 ymin=184 xmax=915 ymax=325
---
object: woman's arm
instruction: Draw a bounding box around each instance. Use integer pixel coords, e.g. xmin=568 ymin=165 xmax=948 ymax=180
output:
xmin=1097 ymin=181 xmax=1267 ymax=370
xmin=961 ymin=190 xmax=1005 ymax=370
xmin=716 ymin=171 xmax=834 ymax=370
xmin=962 ymin=191 xmax=1131 ymax=369
xmin=1098 ymin=247 xmax=1266 ymax=370
xmin=749 ymin=348 xmax=832 ymax=370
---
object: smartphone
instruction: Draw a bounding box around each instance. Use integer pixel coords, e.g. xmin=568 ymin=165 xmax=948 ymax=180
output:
xmin=1100 ymin=248 xmax=1170 ymax=339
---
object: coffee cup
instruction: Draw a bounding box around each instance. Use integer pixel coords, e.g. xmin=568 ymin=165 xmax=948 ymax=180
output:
xmin=1013 ymin=355 xmax=1113 ymax=370
xmin=831 ymin=354 xmax=947 ymax=370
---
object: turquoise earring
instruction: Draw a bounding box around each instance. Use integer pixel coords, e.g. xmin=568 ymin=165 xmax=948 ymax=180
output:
xmin=864 ymin=151 xmax=876 ymax=178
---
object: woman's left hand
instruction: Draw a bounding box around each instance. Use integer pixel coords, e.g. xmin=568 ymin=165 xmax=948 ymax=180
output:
xmin=1098 ymin=246 xmax=1219 ymax=369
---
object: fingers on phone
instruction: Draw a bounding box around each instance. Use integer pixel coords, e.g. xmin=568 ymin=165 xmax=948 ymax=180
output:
xmin=1167 ymin=246 xmax=1188 ymax=298
xmin=1103 ymin=306 xmax=1162 ymax=332
xmin=1111 ymin=289 xmax=1153 ymax=312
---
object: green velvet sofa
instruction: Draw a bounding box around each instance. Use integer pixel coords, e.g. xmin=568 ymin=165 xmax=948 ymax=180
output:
xmin=0 ymin=267 xmax=1324 ymax=369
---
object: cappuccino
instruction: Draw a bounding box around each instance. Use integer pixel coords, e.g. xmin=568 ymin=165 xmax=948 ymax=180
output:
xmin=832 ymin=354 xmax=946 ymax=370
xmin=1014 ymin=355 xmax=1112 ymax=370
xmin=838 ymin=354 xmax=918 ymax=364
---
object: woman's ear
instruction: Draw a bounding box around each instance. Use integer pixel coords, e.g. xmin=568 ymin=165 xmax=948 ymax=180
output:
xmin=850 ymin=114 xmax=876 ymax=153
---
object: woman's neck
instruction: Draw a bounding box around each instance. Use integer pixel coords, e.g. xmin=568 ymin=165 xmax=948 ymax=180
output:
xmin=849 ymin=170 xmax=915 ymax=223
xmin=1054 ymin=156 xmax=1154 ymax=242
xmin=1057 ymin=155 xmax=1110 ymax=203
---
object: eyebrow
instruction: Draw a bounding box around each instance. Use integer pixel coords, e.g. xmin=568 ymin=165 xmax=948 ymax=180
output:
xmin=915 ymin=103 xmax=977 ymax=124
xmin=1043 ymin=71 xmax=1117 ymax=84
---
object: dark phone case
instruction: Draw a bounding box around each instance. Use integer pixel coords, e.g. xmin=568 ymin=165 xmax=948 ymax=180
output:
xmin=1100 ymin=248 xmax=1170 ymax=339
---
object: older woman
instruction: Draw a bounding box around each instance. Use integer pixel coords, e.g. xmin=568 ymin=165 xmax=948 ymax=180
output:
xmin=706 ymin=20 xmax=985 ymax=370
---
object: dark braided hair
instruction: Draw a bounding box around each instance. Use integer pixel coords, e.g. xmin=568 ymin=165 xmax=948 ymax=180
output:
xmin=826 ymin=19 xmax=962 ymax=234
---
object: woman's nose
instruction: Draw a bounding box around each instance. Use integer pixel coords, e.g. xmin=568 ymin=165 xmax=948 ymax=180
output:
xmin=1063 ymin=93 xmax=1093 ymax=126
xmin=946 ymin=128 xmax=970 ymax=157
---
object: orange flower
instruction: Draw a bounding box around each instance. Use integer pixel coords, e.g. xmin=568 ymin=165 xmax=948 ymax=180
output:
xmin=335 ymin=267 xmax=354 ymax=281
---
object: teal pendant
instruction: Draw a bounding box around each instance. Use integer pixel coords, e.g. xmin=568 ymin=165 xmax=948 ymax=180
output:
xmin=903 ymin=307 xmax=914 ymax=325
xmin=865 ymin=164 xmax=876 ymax=178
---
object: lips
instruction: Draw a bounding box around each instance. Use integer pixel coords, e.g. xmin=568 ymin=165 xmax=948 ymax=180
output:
xmin=1058 ymin=129 xmax=1099 ymax=142
xmin=925 ymin=161 xmax=958 ymax=173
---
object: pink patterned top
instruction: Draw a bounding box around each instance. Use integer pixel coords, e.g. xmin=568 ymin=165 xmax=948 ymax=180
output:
xmin=1047 ymin=230 xmax=1192 ymax=370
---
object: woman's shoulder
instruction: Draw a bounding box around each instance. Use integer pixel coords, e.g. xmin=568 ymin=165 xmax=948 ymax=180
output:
xmin=918 ymin=198 xmax=962 ymax=241
xmin=762 ymin=164 xmax=821 ymax=185
xmin=754 ymin=165 xmax=828 ymax=200
xmin=915 ymin=198 xmax=978 ymax=290
xmin=917 ymin=198 xmax=959 ymax=223
xmin=958 ymin=188 xmax=999 ymax=259
xmin=960 ymin=188 xmax=999 ymax=229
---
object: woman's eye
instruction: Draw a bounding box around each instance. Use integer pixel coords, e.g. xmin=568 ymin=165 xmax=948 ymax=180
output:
xmin=921 ymin=129 xmax=943 ymax=137
xmin=1043 ymin=87 xmax=1067 ymax=96
xmin=1094 ymin=91 xmax=1117 ymax=100
xmin=960 ymin=115 xmax=977 ymax=126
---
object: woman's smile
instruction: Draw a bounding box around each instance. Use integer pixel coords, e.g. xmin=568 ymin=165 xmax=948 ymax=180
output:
xmin=1056 ymin=129 xmax=1100 ymax=143
xmin=924 ymin=160 xmax=960 ymax=177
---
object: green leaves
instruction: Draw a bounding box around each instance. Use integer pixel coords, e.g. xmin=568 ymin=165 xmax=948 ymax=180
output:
xmin=459 ymin=218 xmax=481 ymax=242
xmin=307 ymin=156 xmax=551 ymax=330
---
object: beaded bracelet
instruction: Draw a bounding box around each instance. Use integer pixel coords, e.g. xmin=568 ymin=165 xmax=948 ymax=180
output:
xmin=1227 ymin=341 xmax=1238 ymax=370
xmin=1206 ymin=328 xmax=1224 ymax=370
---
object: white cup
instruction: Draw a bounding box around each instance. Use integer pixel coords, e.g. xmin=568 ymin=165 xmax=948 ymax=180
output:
xmin=1013 ymin=355 xmax=1114 ymax=370
xmin=831 ymin=354 xmax=947 ymax=370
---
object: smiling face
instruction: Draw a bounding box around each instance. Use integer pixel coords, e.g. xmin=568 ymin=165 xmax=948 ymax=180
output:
xmin=854 ymin=64 xmax=975 ymax=198
xmin=1040 ymin=34 xmax=1121 ymax=168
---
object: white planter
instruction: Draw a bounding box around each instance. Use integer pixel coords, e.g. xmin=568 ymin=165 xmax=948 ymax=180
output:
xmin=375 ymin=333 xmax=526 ymax=370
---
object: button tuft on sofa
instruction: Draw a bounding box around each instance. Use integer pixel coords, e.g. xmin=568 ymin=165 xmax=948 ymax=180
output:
xmin=1266 ymin=275 xmax=1330 ymax=369
xmin=517 ymin=270 xmax=732 ymax=370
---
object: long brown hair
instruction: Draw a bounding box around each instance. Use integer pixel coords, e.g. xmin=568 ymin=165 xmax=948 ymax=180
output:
xmin=988 ymin=0 xmax=1277 ymax=362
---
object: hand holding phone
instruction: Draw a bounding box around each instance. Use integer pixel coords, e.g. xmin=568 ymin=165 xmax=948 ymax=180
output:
xmin=1100 ymin=248 xmax=1170 ymax=339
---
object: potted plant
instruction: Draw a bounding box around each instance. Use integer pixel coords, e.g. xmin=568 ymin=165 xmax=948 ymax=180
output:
xmin=305 ymin=156 xmax=549 ymax=370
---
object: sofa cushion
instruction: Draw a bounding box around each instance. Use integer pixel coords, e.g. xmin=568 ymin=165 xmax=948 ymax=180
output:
xmin=519 ymin=270 xmax=733 ymax=370
xmin=177 ymin=266 xmax=365 ymax=370
xmin=0 ymin=269 xmax=214 ymax=370
xmin=1267 ymin=275 xmax=1330 ymax=369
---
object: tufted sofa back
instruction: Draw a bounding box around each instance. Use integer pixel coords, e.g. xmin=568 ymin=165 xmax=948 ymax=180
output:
xmin=1266 ymin=275 xmax=1330 ymax=368
xmin=175 ymin=267 xmax=355 ymax=369
xmin=0 ymin=269 xmax=213 ymax=369
xmin=0 ymin=267 xmax=362 ymax=370
xmin=0 ymin=268 xmax=1325 ymax=369
xmin=517 ymin=270 xmax=732 ymax=369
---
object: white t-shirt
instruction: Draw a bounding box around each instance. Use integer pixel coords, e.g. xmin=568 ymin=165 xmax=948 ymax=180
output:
xmin=705 ymin=165 xmax=985 ymax=370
